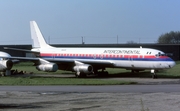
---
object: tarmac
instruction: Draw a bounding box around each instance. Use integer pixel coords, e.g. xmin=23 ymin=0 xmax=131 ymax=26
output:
xmin=0 ymin=91 xmax=180 ymax=111
xmin=0 ymin=74 xmax=180 ymax=111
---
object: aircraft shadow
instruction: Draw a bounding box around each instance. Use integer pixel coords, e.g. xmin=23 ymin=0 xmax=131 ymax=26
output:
xmin=0 ymin=104 xmax=42 ymax=109
xmin=9 ymin=71 xmax=180 ymax=79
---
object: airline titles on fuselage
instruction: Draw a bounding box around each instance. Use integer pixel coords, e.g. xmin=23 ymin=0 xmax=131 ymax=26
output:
xmin=103 ymin=50 xmax=140 ymax=55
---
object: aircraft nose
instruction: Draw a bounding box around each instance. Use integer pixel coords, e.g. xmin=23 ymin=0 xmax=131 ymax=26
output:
xmin=168 ymin=60 xmax=176 ymax=68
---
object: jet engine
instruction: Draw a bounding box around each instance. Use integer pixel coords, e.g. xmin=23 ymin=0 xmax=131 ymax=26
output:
xmin=0 ymin=60 xmax=13 ymax=71
xmin=73 ymin=64 xmax=93 ymax=74
xmin=36 ymin=63 xmax=58 ymax=72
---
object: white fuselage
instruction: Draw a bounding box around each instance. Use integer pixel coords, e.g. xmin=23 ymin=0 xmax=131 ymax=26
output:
xmin=33 ymin=47 xmax=175 ymax=70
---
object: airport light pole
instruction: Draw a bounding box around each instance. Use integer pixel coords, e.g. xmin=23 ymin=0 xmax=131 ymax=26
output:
xmin=117 ymin=35 xmax=118 ymax=44
xmin=82 ymin=36 xmax=85 ymax=44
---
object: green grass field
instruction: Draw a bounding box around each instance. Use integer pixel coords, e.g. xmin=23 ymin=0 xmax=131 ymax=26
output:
xmin=0 ymin=61 xmax=179 ymax=85
xmin=0 ymin=76 xmax=136 ymax=85
xmin=11 ymin=61 xmax=180 ymax=77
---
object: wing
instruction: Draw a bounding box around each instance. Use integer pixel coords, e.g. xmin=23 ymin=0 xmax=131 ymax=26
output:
xmin=45 ymin=58 xmax=114 ymax=71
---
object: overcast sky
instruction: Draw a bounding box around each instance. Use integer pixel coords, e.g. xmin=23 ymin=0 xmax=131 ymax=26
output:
xmin=0 ymin=0 xmax=180 ymax=45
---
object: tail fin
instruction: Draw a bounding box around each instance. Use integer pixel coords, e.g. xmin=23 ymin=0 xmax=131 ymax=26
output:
xmin=30 ymin=21 xmax=51 ymax=48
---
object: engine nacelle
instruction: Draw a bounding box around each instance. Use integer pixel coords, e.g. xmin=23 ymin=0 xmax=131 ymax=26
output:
xmin=36 ymin=63 xmax=58 ymax=72
xmin=0 ymin=60 xmax=13 ymax=71
xmin=73 ymin=64 xmax=93 ymax=74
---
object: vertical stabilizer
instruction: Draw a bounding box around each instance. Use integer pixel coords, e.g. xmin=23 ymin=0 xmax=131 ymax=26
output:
xmin=30 ymin=21 xmax=51 ymax=48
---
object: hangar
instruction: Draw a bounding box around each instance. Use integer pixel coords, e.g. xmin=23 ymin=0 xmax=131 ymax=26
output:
xmin=0 ymin=44 xmax=179 ymax=61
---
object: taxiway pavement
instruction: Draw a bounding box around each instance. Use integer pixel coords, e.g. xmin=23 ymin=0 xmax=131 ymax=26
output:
xmin=0 ymin=77 xmax=180 ymax=111
xmin=0 ymin=84 xmax=180 ymax=93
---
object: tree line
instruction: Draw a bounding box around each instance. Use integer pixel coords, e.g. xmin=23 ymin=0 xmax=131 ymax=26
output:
xmin=126 ymin=31 xmax=180 ymax=44
xmin=157 ymin=31 xmax=180 ymax=44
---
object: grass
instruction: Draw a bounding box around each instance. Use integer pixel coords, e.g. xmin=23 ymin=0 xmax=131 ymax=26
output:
xmin=157 ymin=61 xmax=180 ymax=78
xmin=0 ymin=62 xmax=137 ymax=85
xmin=12 ymin=61 xmax=180 ymax=78
xmin=0 ymin=61 xmax=179 ymax=85
xmin=0 ymin=76 xmax=136 ymax=85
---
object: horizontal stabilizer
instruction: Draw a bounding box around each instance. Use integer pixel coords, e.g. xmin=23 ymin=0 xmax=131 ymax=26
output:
xmin=4 ymin=47 xmax=39 ymax=53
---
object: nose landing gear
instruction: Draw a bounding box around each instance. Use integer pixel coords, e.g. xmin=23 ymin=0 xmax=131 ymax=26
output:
xmin=151 ymin=69 xmax=157 ymax=79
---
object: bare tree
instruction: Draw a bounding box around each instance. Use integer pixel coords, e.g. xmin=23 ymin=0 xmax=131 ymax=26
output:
xmin=126 ymin=40 xmax=137 ymax=44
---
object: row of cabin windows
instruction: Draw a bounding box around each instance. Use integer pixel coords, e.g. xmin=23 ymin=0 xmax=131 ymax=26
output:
xmin=48 ymin=54 xmax=150 ymax=58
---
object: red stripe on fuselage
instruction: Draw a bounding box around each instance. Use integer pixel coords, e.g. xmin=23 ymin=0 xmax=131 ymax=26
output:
xmin=40 ymin=53 xmax=169 ymax=59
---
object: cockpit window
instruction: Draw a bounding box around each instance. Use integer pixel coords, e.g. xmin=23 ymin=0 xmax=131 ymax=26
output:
xmin=155 ymin=54 xmax=159 ymax=58
xmin=155 ymin=52 xmax=166 ymax=57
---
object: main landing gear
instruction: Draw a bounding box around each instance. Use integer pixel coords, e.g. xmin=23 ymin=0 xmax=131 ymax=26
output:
xmin=95 ymin=69 xmax=109 ymax=77
xmin=75 ymin=69 xmax=109 ymax=78
xmin=75 ymin=72 xmax=87 ymax=78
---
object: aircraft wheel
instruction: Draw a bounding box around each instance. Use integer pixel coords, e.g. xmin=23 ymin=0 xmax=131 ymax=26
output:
xmin=131 ymin=70 xmax=139 ymax=73
xmin=152 ymin=73 xmax=157 ymax=79
xmin=104 ymin=71 xmax=109 ymax=76
xmin=151 ymin=70 xmax=157 ymax=79
xmin=97 ymin=71 xmax=109 ymax=77
xmin=131 ymin=70 xmax=135 ymax=73
xmin=75 ymin=72 xmax=86 ymax=78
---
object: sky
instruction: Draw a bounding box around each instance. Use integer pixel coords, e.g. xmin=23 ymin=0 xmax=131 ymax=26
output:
xmin=0 ymin=0 xmax=180 ymax=45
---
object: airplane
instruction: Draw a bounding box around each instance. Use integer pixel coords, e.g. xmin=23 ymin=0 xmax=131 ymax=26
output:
xmin=4 ymin=21 xmax=176 ymax=78
xmin=0 ymin=51 xmax=14 ymax=75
